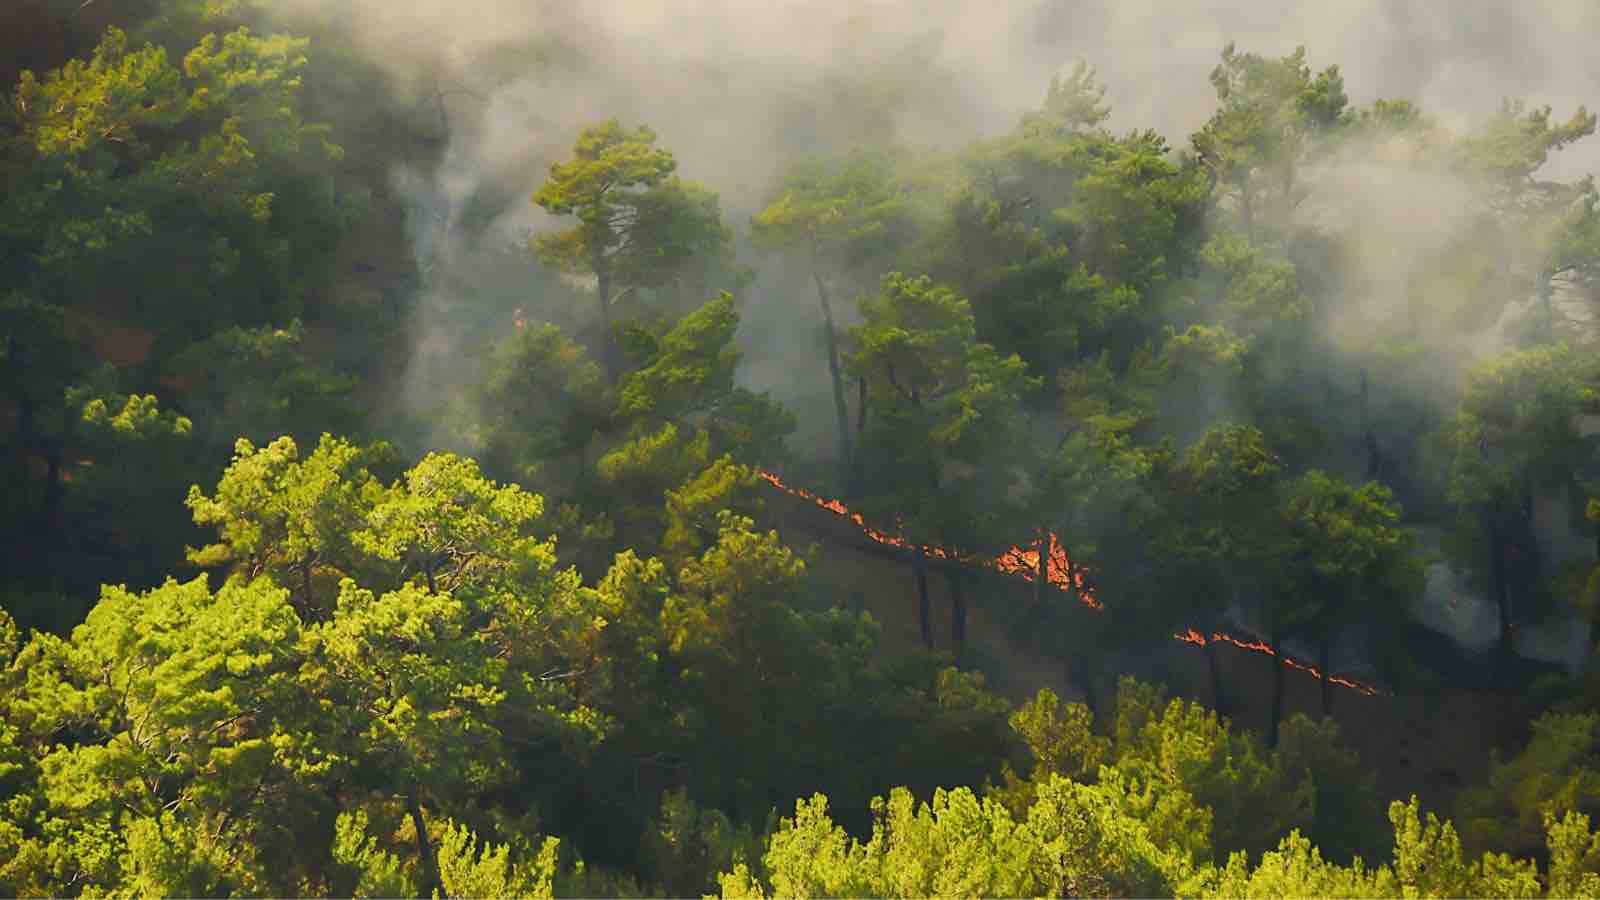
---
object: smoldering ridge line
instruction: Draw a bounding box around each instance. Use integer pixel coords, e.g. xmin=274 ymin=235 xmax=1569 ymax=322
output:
xmin=758 ymin=469 xmax=1384 ymax=696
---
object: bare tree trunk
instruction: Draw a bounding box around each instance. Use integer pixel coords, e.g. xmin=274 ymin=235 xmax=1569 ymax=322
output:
xmin=300 ymin=561 xmax=315 ymax=619
xmin=913 ymin=547 xmax=932 ymax=650
xmin=1592 ymin=527 xmax=1600 ymax=659
xmin=1035 ymin=532 xmax=1048 ymax=610
xmin=14 ymin=394 xmax=34 ymax=520
xmin=36 ymin=434 xmax=65 ymax=537
xmin=811 ymin=267 xmax=853 ymax=473
xmin=1592 ymin=608 xmax=1600 ymax=664
xmin=596 ymin=265 xmax=617 ymax=385
xmin=1360 ymin=369 xmax=1383 ymax=480
xmin=1240 ymin=176 xmax=1255 ymax=244
xmin=407 ymin=787 xmax=439 ymax=899
xmin=1319 ymin=633 xmax=1334 ymax=719
xmin=1486 ymin=509 xmax=1514 ymax=685
xmin=1205 ymin=638 xmax=1227 ymax=718
xmin=1070 ymin=653 xmax=1098 ymax=719
xmin=950 ymin=571 xmax=968 ymax=664
xmin=1279 ymin=159 xmax=1298 ymax=231
xmin=1058 ymin=544 xmax=1100 ymax=711
xmin=1268 ymin=632 xmax=1286 ymax=748
xmin=851 ymin=377 xmax=867 ymax=494
xmin=1539 ymin=268 xmax=1555 ymax=344
xmin=857 ymin=377 xmax=867 ymax=445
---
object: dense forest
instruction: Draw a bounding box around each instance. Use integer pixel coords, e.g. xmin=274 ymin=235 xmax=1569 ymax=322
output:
xmin=8 ymin=1 xmax=1600 ymax=896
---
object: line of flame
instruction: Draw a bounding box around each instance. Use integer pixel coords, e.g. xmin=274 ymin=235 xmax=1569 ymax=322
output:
xmin=757 ymin=470 xmax=1103 ymax=610
xmin=758 ymin=469 xmax=1382 ymax=697
xmin=1174 ymin=629 xmax=1382 ymax=696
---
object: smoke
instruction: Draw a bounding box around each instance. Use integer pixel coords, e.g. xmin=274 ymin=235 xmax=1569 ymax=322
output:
xmin=240 ymin=0 xmax=1600 ymax=673
xmin=269 ymin=1 xmax=1600 ymax=186
xmin=254 ymin=0 xmax=1600 ymax=472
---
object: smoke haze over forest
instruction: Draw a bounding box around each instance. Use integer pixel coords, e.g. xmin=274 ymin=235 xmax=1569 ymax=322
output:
xmin=17 ymin=1 xmax=1600 ymax=893
xmin=258 ymin=0 xmax=1597 ymax=500
xmin=266 ymin=0 xmax=1600 ymax=203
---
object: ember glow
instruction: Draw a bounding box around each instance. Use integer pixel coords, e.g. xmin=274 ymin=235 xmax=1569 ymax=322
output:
xmin=1175 ymin=629 xmax=1382 ymax=696
xmin=759 ymin=470 xmax=1382 ymax=697
xmin=992 ymin=534 xmax=1093 ymax=601
xmin=757 ymin=470 xmax=1102 ymax=610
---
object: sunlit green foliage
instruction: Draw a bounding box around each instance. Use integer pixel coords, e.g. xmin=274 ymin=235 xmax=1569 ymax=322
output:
xmin=1192 ymin=44 xmax=1349 ymax=243
xmin=848 ymin=272 xmax=1037 ymax=550
xmin=532 ymin=120 xmax=731 ymax=383
xmin=186 ymin=434 xmax=381 ymax=616
xmin=329 ymin=810 xmax=417 ymax=899
xmin=473 ymin=321 xmax=610 ymax=486
xmin=619 ymin=292 xmax=740 ymax=421
xmin=723 ymin=682 xmax=1600 ymax=899
xmin=433 ymin=817 xmax=562 ymax=900
xmin=719 ymin=776 xmax=1191 ymax=899
xmin=168 ymin=321 xmax=357 ymax=454
xmin=12 ymin=12 xmax=1600 ymax=897
xmin=753 ymin=150 xmax=917 ymax=468
xmin=642 ymin=787 xmax=764 ymax=898
xmin=2 ymin=25 xmax=343 ymax=325
xmin=3 ymin=576 xmax=316 ymax=894
xmin=1458 ymin=712 xmax=1600 ymax=859
xmin=1437 ymin=344 xmax=1600 ymax=674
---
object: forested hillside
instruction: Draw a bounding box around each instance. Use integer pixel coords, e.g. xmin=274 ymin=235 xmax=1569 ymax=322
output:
xmin=8 ymin=1 xmax=1600 ymax=896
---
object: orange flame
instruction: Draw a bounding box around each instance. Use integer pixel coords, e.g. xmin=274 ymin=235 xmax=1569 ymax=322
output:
xmin=1172 ymin=630 xmax=1382 ymax=696
xmin=757 ymin=470 xmax=1378 ymax=696
xmin=758 ymin=470 xmax=1102 ymax=610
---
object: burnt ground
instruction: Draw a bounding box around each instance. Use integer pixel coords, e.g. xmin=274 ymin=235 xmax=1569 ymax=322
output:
xmin=757 ymin=480 xmax=1545 ymax=821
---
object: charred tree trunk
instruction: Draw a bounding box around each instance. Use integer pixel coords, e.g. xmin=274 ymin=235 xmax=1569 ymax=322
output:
xmin=811 ymin=266 xmax=853 ymax=473
xmin=1486 ymin=508 xmax=1515 ymax=685
xmin=1035 ymin=532 xmax=1048 ymax=610
xmin=1319 ymin=633 xmax=1333 ymax=719
xmin=949 ymin=571 xmax=968 ymax=664
xmin=596 ymin=264 xmax=617 ymax=386
xmin=1278 ymin=160 xmax=1297 ymax=230
xmin=11 ymin=333 xmax=30 ymax=483
xmin=1070 ymin=652 xmax=1098 ymax=719
xmin=1359 ymin=369 xmax=1384 ymax=480
xmin=407 ymin=787 xmax=439 ymax=899
xmin=850 ymin=377 xmax=868 ymax=494
xmin=301 ymin=560 xmax=315 ymax=618
xmin=913 ymin=547 xmax=932 ymax=650
xmin=1204 ymin=638 xmax=1227 ymax=718
xmin=12 ymin=344 xmax=33 ymax=511
xmin=35 ymin=433 xmax=65 ymax=538
xmin=192 ymin=366 xmax=222 ymax=453
xmin=1591 ymin=605 xmax=1600 ymax=663
xmin=857 ymin=377 xmax=867 ymax=446
xmin=1240 ymin=177 xmax=1255 ymax=244
xmin=1592 ymin=527 xmax=1600 ymax=657
xmin=1539 ymin=268 xmax=1555 ymax=344
xmin=1268 ymin=632 xmax=1287 ymax=748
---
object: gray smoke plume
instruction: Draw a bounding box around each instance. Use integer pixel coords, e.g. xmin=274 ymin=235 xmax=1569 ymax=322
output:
xmin=256 ymin=1 xmax=1600 ymax=453
xmin=254 ymin=0 xmax=1600 ymax=666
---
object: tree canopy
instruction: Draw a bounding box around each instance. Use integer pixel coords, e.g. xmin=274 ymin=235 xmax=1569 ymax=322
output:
xmin=11 ymin=8 xmax=1600 ymax=896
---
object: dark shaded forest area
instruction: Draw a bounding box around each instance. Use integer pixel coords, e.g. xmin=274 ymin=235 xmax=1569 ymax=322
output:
xmin=8 ymin=1 xmax=1600 ymax=896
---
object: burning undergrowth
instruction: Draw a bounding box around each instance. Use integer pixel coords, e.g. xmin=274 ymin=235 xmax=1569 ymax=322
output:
xmin=758 ymin=468 xmax=1384 ymax=696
